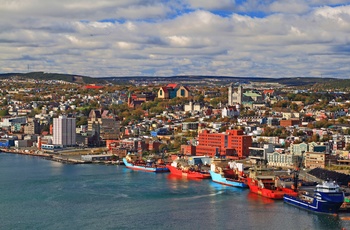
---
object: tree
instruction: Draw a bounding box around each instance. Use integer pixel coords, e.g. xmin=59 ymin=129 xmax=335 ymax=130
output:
xmin=310 ymin=134 xmax=320 ymax=142
xmin=76 ymin=116 xmax=88 ymax=127
xmin=0 ymin=109 xmax=9 ymax=117
xmin=131 ymin=108 xmax=144 ymax=121
xmin=28 ymin=108 xmax=41 ymax=117
xmin=290 ymin=103 xmax=299 ymax=111
xmin=338 ymin=117 xmax=348 ymax=124
xmin=1 ymin=99 xmax=8 ymax=106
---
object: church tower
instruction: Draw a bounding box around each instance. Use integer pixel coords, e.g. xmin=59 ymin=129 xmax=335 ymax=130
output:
xmin=237 ymin=85 xmax=243 ymax=105
xmin=228 ymin=84 xmax=233 ymax=106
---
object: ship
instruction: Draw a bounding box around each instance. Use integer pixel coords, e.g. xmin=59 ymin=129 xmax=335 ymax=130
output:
xmin=209 ymin=159 xmax=248 ymax=188
xmin=283 ymin=181 xmax=345 ymax=214
xmin=246 ymin=166 xmax=298 ymax=199
xmin=166 ymin=156 xmax=211 ymax=179
xmin=122 ymin=157 xmax=169 ymax=173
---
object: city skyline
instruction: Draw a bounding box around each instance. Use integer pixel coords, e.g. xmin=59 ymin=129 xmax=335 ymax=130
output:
xmin=1 ymin=1 xmax=350 ymax=78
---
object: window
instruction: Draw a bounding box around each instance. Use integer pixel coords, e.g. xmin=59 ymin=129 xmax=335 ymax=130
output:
xmin=181 ymin=89 xmax=185 ymax=96
xmin=160 ymin=90 xmax=163 ymax=96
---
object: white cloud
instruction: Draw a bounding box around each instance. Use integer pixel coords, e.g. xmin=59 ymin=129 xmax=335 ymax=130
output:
xmin=269 ymin=0 xmax=310 ymax=14
xmin=187 ymin=0 xmax=235 ymax=10
xmin=114 ymin=3 xmax=171 ymax=19
xmin=0 ymin=1 xmax=350 ymax=77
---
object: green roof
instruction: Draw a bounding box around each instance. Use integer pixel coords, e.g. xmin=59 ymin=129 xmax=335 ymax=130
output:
xmin=244 ymin=92 xmax=261 ymax=97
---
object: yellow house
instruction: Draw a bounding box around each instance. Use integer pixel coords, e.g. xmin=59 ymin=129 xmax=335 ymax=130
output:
xmin=157 ymin=84 xmax=190 ymax=99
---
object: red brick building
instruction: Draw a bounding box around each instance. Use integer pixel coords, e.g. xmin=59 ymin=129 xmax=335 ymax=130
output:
xmin=180 ymin=145 xmax=196 ymax=155
xmin=280 ymin=119 xmax=300 ymax=127
xmin=195 ymin=129 xmax=252 ymax=159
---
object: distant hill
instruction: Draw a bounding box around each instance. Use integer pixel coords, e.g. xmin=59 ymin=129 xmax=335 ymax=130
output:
xmin=0 ymin=72 xmax=345 ymax=89
xmin=100 ymin=75 xmax=337 ymax=86
xmin=0 ymin=72 xmax=106 ymax=84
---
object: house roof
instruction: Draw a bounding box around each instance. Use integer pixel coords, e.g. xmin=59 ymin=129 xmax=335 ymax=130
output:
xmin=160 ymin=87 xmax=168 ymax=93
xmin=101 ymin=110 xmax=109 ymax=118
xmin=244 ymin=92 xmax=261 ymax=97
xmin=167 ymin=83 xmax=178 ymax=89
xmin=263 ymin=89 xmax=274 ymax=94
xmin=84 ymin=84 xmax=103 ymax=89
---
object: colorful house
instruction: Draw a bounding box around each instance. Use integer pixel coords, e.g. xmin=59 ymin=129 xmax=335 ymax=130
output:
xmin=158 ymin=84 xmax=190 ymax=99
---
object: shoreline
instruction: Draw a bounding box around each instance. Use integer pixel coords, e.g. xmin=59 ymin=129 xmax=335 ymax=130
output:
xmin=0 ymin=148 xmax=124 ymax=165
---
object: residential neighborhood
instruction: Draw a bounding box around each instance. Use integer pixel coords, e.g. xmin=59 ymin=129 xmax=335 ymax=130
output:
xmin=1 ymin=75 xmax=350 ymax=173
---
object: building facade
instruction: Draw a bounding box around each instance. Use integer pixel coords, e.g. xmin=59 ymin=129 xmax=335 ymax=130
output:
xmin=195 ymin=129 xmax=252 ymax=159
xmin=228 ymin=84 xmax=243 ymax=106
xmin=53 ymin=115 xmax=76 ymax=147
xmin=157 ymin=84 xmax=190 ymax=99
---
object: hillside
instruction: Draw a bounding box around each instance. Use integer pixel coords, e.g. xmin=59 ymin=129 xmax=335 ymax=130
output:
xmin=0 ymin=72 xmax=346 ymax=89
xmin=0 ymin=72 xmax=106 ymax=84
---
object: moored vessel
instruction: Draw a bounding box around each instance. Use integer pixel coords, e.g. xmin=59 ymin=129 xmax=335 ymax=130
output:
xmin=283 ymin=181 xmax=345 ymax=214
xmin=166 ymin=156 xmax=211 ymax=179
xmin=122 ymin=156 xmax=169 ymax=173
xmin=209 ymin=159 xmax=248 ymax=188
xmin=283 ymin=151 xmax=345 ymax=214
xmin=246 ymin=167 xmax=297 ymax=199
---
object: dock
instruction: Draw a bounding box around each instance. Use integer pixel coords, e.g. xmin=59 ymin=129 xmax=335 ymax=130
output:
xmin=0 ymin=148 xmax=123 ymax=165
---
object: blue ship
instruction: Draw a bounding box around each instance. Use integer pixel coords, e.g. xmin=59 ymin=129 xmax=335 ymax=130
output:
xmin=209 ymin=170 xmax=248 ymax=188
xmin=283 ymin=181 xmax=345 ymax=214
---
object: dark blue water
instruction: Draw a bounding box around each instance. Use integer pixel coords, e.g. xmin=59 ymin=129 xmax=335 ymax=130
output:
xmin=1 ymin=153 xmax=350 ymax=230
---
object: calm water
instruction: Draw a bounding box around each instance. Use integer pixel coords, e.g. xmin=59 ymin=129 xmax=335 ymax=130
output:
xmin=1 ymin=153 xmax=350 ymax=230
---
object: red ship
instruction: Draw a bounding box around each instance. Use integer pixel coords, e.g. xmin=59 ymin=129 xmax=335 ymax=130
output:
xmin=166 ymin=156 xmax=211 ymax=179
xmin=246 ymin=176 xmax=297 ymax=199
xmin=246 ymin=167 xmax=297 ymax=199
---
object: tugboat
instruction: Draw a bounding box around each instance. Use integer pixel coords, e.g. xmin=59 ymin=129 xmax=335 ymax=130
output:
xmin=283 ymin=153 xmax=345 ymax=214
xmin=209 ymin=159 xmax=248 ymax=188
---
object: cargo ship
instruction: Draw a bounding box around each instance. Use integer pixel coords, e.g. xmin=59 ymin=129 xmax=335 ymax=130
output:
xmin=246 ymin=176 xmax=297 ymax=199
xmin=246 ymin=167 xmax=297 ymax=199
xmin=122 ymin=157 xmax=169 ymax=173
xmin=283 ymin=181 xmax=345 ymax=214
xmin=166 ymin=156 xmax=211 ymax=179
xmin=209 ymin=160 xmax=248 ymax=188
xmin=166 ymin=164 xmax=211 ymax=179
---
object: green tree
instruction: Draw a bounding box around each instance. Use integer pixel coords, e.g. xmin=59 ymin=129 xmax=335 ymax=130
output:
xmin=338 ymin=117 xmax=347 ymax=124
xmin=0 ymin=109 xmax=9 ymax=117
xmin=76 ymin=116 xmax=88 ymax=127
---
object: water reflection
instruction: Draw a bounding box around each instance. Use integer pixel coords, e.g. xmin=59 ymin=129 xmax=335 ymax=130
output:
xmin=208 ymin=181 xmax=244 ymax=193
xmin=246 ymin=191 xmax=274 ymax=205
xmin=166 ymin=173 xmax=201 ymax=181
xmin=312 ymin=213 xmax=343 ymax=230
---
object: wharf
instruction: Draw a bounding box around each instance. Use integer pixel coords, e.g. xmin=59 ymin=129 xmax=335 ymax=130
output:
xmin=0 ymin=148 xmax=123 ymax=165
xmin=50 ymin=155 xmax=86 ymax=164
xmin=1 ymin=148 xmax=51 ymax=158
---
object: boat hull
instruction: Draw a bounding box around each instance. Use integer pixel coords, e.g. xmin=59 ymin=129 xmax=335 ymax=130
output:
xmin=247 ymin=177 xmax=297 ymax=199
xmin=167 ymin=165 xmax=211 ymax=179
xmin=209 ymin=170 xmax=248 ymax=188
xmin=284 ymin=192 xmax=345 ymax=214
xmin=122 ymin=158 xmax=169 ymax=173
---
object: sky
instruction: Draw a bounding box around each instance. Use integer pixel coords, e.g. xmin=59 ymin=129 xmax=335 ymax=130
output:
xmin=1 ymin=0 xmax=350 ymax=78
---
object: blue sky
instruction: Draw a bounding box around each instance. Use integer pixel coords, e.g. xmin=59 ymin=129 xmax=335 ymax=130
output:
xmin=1 ymin=0 xmax=350 ymax=78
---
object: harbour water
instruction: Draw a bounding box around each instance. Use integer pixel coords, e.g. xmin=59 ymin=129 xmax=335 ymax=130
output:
xmin=1 ymin=152 xmax=350 ymax=230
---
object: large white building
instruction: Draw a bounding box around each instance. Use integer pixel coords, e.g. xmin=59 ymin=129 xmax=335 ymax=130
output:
xmin=53 ymin=115 xmax=76 ymax=147
xmin=228 ymin=84 xmax=243 ymax=106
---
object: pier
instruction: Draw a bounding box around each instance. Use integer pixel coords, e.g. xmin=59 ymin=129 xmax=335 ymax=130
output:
xmin=0 ymin=148 xmax=122 ymax=165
